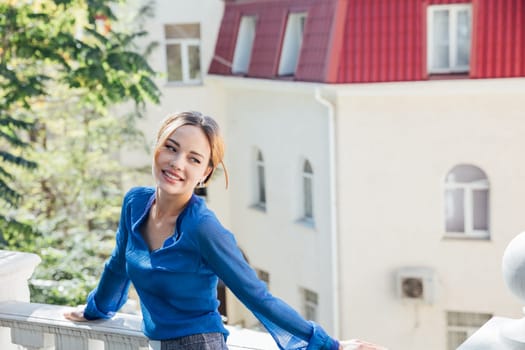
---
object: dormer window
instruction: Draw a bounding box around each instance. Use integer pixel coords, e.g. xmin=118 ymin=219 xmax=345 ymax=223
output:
xmin=278 ymin=12 xmax=307 ymax=76
xmin=232 ymin=16 xmax=257 ymax=74
xmin=427 ymin=4 xmax=472 ymax=74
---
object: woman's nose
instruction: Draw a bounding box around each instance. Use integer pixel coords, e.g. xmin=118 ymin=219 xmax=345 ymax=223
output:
xmin=169 ymin=154 xmax=184 ymax=169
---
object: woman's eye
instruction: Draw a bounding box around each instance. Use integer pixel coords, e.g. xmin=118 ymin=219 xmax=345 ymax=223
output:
xmin=166 ymin=145 xmax=176 ymax=152
xmin=191 ymin=157 xmax=201 ymax=164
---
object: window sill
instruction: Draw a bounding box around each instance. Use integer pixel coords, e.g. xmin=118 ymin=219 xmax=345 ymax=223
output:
xmin=250 ymin=203 xmax=267 ymax=213
xmin=427 ymin=72 xmax=470 ymax=80
xmin=295 ymin=217 xmax=316 ymax=230
xmin=164 ymin=81 xmax=203 ymax=87
xmin=442 ymin=233 xmax=491 ymax=241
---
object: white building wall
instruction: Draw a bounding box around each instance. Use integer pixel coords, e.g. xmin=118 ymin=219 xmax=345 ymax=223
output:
xmin=209 ymin=77 xmax=336 ymax=332
xmin=333 ymin=78 xmax=525 ymax=349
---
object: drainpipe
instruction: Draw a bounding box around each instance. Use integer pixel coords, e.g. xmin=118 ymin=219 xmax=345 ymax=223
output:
xmin=314 ymin=86 xmax=340 ymax=339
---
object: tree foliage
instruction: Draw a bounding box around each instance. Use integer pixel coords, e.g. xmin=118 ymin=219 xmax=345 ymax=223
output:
xmin=0 ymin=0 xmax=159 ymax=305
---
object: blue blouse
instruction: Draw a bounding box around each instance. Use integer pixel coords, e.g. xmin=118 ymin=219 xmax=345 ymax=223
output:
xmin=84 ymin=186 xmax=339 ymax=350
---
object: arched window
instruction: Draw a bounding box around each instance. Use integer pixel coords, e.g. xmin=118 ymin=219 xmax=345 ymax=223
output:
xmin=302 ymin=160 xmax=314 ymax=220
xmin=444 ymin=164 xmax=489 ymax=238
xmin=255 ymin=150 xmax=266 ymax=208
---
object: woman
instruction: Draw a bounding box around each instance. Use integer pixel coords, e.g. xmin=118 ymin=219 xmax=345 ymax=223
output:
xmin=64 ymin=111 xmax=385 ymax=350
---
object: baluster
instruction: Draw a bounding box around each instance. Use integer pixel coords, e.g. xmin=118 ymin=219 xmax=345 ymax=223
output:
xmin=55 ymin=333 xmax=105 ymax=350
xmin=0 ymin=251 xmax=42 ymax=350
xmin=11 ymin=328 xmax=54 ymax=350
xmin=104 ymin=339 xmax=147 ymax=350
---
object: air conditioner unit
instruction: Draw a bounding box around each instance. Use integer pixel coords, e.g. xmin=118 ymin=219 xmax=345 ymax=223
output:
xmin=395 ymin=267 xmax=435 ymax=304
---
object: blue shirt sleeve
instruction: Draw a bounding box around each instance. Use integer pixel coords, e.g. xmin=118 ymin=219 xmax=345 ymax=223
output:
xmin=83 ymin=191 xmax=132 ymax=320
xmin=194 ymin=215 xmax=339 ymax=350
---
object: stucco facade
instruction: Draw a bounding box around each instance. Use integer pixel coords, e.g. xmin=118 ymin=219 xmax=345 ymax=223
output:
xmin=207 ymin=76 xmax=337 ymax=331
xmin=331 ymin=78 xmax=525 ymax=348
xmin=207 ymin=76 xmax=525 ymax=349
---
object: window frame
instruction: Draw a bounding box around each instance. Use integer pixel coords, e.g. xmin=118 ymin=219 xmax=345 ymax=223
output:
xmin=232 ymin=15 xmax=257 ymax=74
xmin=253 ymin=149 xmax=267 ymax=211
xmin=427 ymin=4 xmax=472 ymax=74
xmin=302 ymin=288 xmax=318 ymax=322
xmin=278 ymin=12 xmax=307 ymax=76
xmin=301 ymin=159 xmax=314 ymax=223
xmin=444 ymin=165 xmax=490 ymax=240
xmin=164 ymin=23 xmax=202 ymax=85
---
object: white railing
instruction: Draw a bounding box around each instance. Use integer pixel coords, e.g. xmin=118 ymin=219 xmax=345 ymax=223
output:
xmin=0 ymin=300 xmax=148 ymax=350
xmin=0 ymin=250 xmax=277 ymax=350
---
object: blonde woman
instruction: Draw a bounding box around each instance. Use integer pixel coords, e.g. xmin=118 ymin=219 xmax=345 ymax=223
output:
xmin=65 ymin=111 xmax=386 ymax=350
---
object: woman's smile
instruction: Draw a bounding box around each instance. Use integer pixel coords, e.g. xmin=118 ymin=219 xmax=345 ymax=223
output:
xmin=162 ymin=169 xmax=184 ymax=183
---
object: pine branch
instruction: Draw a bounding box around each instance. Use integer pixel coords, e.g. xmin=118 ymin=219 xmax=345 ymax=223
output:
xmin=0 ymin=114 xmax=35 ymax=130
xmin=0 ymin=129 xmax=30 ymax=148
xmin=0 ymin=178 xmax=21 ymax=207
xmin=0 ymin=151 xmax=37 ymax=169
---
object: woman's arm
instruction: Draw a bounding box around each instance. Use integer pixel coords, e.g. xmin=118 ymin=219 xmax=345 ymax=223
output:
xmin=65 ymin=191 xmax=135 ymax=321
xmin=195 ymin=215 xmax=337 ymax=350
xmin=195 ymin=215 xmax=388 ymax=350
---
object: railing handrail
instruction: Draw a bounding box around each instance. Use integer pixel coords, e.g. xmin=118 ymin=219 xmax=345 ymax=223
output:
xmin=0 ymin=300 xmax=278 ymax=349
xmin=0 ymin=300 xmax=148 ymax=346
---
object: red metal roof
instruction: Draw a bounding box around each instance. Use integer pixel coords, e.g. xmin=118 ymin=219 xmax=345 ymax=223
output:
xmin=209 ymin=0 xmax=338 ymax=81
xmin=208 ymin=0 xmax=525 ymax=83
xmin=471 ymin=0 xmax=525 ymax=78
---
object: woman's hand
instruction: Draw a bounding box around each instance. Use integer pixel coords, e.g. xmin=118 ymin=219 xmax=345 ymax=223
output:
xmin=339 ymin=339 xmax=388 ymax=350
xmin=63 ymin=306 xmax=88 ymax=322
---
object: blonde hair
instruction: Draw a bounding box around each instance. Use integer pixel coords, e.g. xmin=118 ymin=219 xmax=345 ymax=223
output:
xmin=153 ymin=111 xmax=228 ymax=188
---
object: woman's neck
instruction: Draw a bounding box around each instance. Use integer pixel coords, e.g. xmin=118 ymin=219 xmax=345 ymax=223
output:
xmin=153 ymin=188 xmax=192 ymax=220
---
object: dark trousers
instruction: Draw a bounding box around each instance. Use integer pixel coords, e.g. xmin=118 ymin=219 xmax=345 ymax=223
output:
xmin=159 ymin=333 xmax=228 ymax=350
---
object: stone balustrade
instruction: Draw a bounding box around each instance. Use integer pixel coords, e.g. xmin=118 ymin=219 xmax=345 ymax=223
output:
xmin=459 ymin=232 xmax=525 ymax=349
xmin=0 ymin=250 xmax=277 ymax=350
xmin=0 ymin=300 xmax=148 ymax=350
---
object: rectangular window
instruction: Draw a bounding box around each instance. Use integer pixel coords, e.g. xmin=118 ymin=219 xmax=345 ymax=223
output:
xmin=278 ymin=12 xmax=307 ymax=76
xmin=427 ymin=4 xmax=472 ymax=74
xmin=232 ymin=16 xmax=257 ymax=74
xmin=447 ymin=311 xmax=491 ymax=350
xmin=445 ymin=182 xmax=489 ymax=238
xmin=164 ymin=23 xmax=201 ymax=84
xmin=302 ymin=288 xmax=318 ymax=322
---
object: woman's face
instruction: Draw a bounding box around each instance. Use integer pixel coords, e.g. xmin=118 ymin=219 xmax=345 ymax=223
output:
xmin=154 ymin=124 xmax=212 ymax=198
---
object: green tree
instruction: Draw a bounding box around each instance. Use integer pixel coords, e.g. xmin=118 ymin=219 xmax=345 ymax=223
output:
xmin=1 ymin=0 xmax=159 ymax=304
